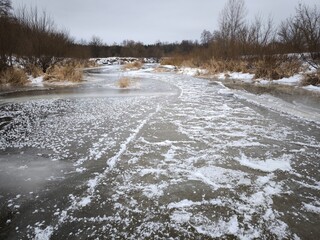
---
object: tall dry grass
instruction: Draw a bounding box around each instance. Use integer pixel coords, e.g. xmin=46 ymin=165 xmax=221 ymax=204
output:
xmin=0 ymin=68 xmax=28 ymax=85
xmin=160 ymin=57 xmax=185 ymax=66
xmin=122 ymin=61 xmax=143 ymax=70
xmin=254 ymin=56 xmax=303 ymax=80
xmin=44 ymin=60 xmax=85 ymax=82
xmin=179 ymin=55 xmax=304 ymax=80
xmin=118 ymin=77 xmax=131 ymax=88
xmin=301 ymin=70 xmax=320 ymax=86
xmin=24 ymin=64 xmax=43 ymax=78
xmin=205 ymin=59 xmax=252 ymax=74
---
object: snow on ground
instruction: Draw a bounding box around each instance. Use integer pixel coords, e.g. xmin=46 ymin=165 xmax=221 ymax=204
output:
xmin=303 ymin=84 xmax=320 ymax=92
xmin=273 ymin=74 xmax=303 ymax=85
xmin=190 ymin=68 xmax=320 ymax=92
xmin=0 ymin=65 xmax=319 ymax=239
xmin=28 ymin=76 xmax=44 ymax=87
xmin=177 ymin=67 xmax=208 ymax=76
xmin=91 ymin=57 xmax=157 ymax=65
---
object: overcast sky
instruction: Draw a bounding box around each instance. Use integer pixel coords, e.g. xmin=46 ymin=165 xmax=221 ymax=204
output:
xmin=11 ymin=0 xmax=319 ymax=45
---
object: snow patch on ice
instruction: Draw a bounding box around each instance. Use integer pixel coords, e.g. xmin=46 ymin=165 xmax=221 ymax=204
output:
xmin=303 ymin=85 xmax=320 ymax=92
xmin=303 ymin=202 xmax=320 ymax=213
xmin=190 ymin=215 xmax=241 ymax=238
xmin=78 ymin=196 xmax=91 ymax=207
xmin=170 ymin=211 xmax=192 ymax=224
xmin=218 ymin=88 xmax=234 ymax=96
xmin=168 ymin=199 xmax=200 ymax=209
xmin=236 ymin=153 xmax=292 ymax=172
xmin=34 ymin=226 xmax=53 ymax=240
xmin=142 ymin=182 xmax=168 ymax=199
xmin=273 ymin=74 xmax=302 ymax=85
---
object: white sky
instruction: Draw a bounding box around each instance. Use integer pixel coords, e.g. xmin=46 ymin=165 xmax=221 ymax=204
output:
xmin=11 ymin=0 xmax=320 ymax=45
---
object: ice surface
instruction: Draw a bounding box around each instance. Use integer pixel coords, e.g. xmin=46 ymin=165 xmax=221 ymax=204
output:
xmin=0 ymin=65 xmax=319 ymax=239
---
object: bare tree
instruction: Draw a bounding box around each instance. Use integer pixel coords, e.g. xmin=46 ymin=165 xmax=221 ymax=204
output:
xmin=89 ymin=35 xmax=104 ymax=57
xmin=295 ymin=3 xmax=320 ymax=53
xmin=217 ymin=0 xmax=247 ymax=58
xmin=278 ymin=18 xmax=304 ymax=52
xmin=249 ymin=15 xmax=274 ymax=47
xmin=14 ymin=6 xmax=72 ymax=71
xmin=219 ymin=0 xmax=247 ymax=41
xmin=278 ymin=3 xmax=320 ymax=53
xmin=200 ymin=30 xmax=212 ymax=46
xmin=0 ymin=0 xmax=12 ymax=17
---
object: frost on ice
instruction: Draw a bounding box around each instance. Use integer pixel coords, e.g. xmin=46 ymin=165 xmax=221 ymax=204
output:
xmin=0 ymin=65 xmax=319 ymax=239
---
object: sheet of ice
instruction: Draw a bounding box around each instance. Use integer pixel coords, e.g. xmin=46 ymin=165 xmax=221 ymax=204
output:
xmin=233 ymin=90 xmax=320 ymax=124
xmin=1 ymin=65 xmax=319 ymax=239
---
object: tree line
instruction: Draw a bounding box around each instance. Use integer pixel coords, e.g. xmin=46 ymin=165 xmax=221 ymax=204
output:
xmin=1 ymin=0 xmax=319 ymax=74
xmin=198 ymin=0 xmax=320 ymax=61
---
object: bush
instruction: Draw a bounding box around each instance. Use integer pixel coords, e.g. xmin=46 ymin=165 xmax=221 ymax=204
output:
xmin=0 ymin=68 xmax=28 ymax=85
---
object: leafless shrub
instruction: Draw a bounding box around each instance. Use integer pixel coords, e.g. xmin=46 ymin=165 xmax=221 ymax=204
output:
xmin=0 ymin=67 xmax=28 ymax=85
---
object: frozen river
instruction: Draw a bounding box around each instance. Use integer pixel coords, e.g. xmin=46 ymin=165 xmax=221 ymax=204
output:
xmin=0 ymin=65 xmax=319 ymax=239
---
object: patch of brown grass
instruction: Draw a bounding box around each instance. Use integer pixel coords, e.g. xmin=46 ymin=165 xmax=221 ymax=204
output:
xmin=254 ymin=56 xmax=303 ymax=80
xmin=79 ymin=59 xmax=99 ymax=68
xmin=118 ymin=77 xmax=132 ymax=88
xmin=44 ymin=60 xmax=83 ymax=82
xmin=0 ymin=68 xmax=28 ymax=85
xmin=301 ymin=70 xmax=320 ymax=86
xmin=24 ymin=64 xmax=43 ymax=78
xmin=122 ymin=61 xmax=143 ymax=70
xmin=160 ymin=57 xmax=185 ymax=66
xmin=204 ymin=59 xmax=252 ymax=74
xmin=204 ymin=56 xmax=303 ymax=80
